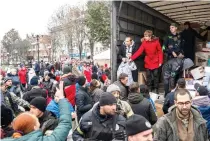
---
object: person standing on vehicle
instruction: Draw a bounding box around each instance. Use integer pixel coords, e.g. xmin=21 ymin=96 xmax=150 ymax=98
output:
xmin=73 ymin=92 xmax=127 ymax=141
xmin=117 ymin=37 xmax=142 ymax=82
xmin=162 ymin=23 xmax=183 ymax=60
xmin=130 ymin=30 xmax=163 ymax=94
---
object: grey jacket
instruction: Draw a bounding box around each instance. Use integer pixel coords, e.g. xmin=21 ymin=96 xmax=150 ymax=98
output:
xmin=154 ymin=105 xmax=209 ymax=141
xmin=113 ymin=81 xmax=128 ymax=101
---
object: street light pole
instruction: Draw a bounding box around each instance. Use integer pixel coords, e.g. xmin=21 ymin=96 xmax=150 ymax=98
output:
xmin=36 ymin=35 xmax=40 ymax=63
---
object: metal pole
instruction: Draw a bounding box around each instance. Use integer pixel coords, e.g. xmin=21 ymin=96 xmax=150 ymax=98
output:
xmin=37 ymin=35 xmax=40 ymax=63
xmin=111 ymin=1 xmax=117 ymax=83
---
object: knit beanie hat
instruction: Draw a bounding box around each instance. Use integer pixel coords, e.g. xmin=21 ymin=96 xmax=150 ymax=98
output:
xmin=1 ymin=105 xmax=14 ymax=128
xmin=78 ymin=76 xmax=86 ymax=86
xmin=30 ymin=76 xmax=39 ymax=86
xmin=63 ymin=66 xmax=72 ymax=75
xmin=106 ymin=84 xmax=121 ymax=93
xmin=30 ymin=97 xmax=47 ymax=112
xmin=126 ymin=114 xmax=152 ymax=136
xmin=3 ymin=77 xmax=12 ymax=84
xmin=99 ymin=92 xmax=117 ymax=106
xmin=12 ymin=113 xmax=37 ymax=137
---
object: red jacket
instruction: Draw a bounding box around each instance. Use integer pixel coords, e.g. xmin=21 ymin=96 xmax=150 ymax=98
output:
xmin=131 ymin=38 xmax=163 ymax=70
xmin=18 ymin=68 xmax=27 ymax=84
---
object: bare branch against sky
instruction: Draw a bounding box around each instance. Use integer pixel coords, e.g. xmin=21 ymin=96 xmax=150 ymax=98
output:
xmin=0 ymin=0 xmax=87 ymax=40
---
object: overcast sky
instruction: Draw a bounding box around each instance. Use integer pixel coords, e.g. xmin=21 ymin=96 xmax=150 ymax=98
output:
xmin=0 ymin=0 xmax=86 ymax=40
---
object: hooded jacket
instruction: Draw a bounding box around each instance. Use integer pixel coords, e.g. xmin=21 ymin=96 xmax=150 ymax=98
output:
xmin=131 ymin=38 xmax=163 ymax=70
xmin=154 ymin=105 xmax=209 ymax=141
xmin=192 ymin=96 xmax=210 ymax=135
xmin=2 ymin=99 xmax=72 ymax=141
xmin=90 ymin=88 xmax=103 ymax=104
xmin=128 ymin=92 xmax=157 ymax=125
xmin=18 ymin=68 xmax=27 ymax=84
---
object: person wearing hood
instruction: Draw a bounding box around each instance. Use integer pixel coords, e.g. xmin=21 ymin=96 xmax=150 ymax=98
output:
xmin=128 ymin=82 xmax=157 ymax=125
xmin=154 ymin=89 xmax=208 ymax=141
xmin=117 ymin=37 xmax=142 ymax=82
xmin=162 ymin=52 xmax=194 ymax=97
xmin=75 ymin=76 xmax=92 ymax=121
xmin=130 ymin=30 xmax=163 ymax=94
xmin=1 ymin=77 xmax=30 ymax=116
xmin=41 ymin=71 xmax=54 ymax=98
xmin=7 ymin=69 xmax=21 ymax=96
xmin=107 ymin=84 xmax=133 ymax=118
xmin=89 ymin=79 xmax=103 ymax=104
xmin=23 ymin=76 xmax=47 ymax=103
xmin=192 ymin=83 xmax=210 ymax=136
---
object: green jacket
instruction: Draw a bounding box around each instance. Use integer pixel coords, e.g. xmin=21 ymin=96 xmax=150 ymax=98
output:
xmin=154 ymin=105 xmax=209 ymax=141
xmin=2 ymin=98 xmax=72 ymax=141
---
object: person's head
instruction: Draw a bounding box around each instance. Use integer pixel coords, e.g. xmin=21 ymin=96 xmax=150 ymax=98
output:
xmin=140 ymin=84 xmax=150 ymax=98
xmin=91 ymin=73 xmax=98 ymax=80
xmin=1 ymin=104 xmax=14 ymax=128
xmin=118 ymin=73 xmax=128 ymax=85
xmin=182 ymin=58 xmax=194 ymax=70
xmin=30 ymin=97 xmax=47 ymax=118
xmin=170 ymin=23 xmax=178 ymax=34
xmin=11 ymin=68 xmax=17 ymax=75
xmin=90 ymin=79 xmax=101 ymax=91
xmin=125 ymin=37 xmax=132 ymax=47
xmin=12 ymin=112 xmax=40 ymax=138
xmin=126 ymin=114 xmax=153 ymax=141
xmin=144 ymin=30 xmax=153 ymax=41
xmin=99 ymin=92 xmax=117 ymax=116
xmin=194 ymin=83 xmax=209 ymax=96
xmin=177 ymin=78 xmax=186 ymax=89
xmin=129 ymin=82 xmax=140 ymax=93
xmin=106 ymin=84 xmax=121 ymax=99
xmin=174 ymin=89 xmax=192 ymax=117
xmin=78 ymin=76 xmax=86 ymax=87
xmin=62 ymin=66 xmax=72 ymax=75
xmin=30 ymin=76 xmax=39 ymax=86
xmin=184 ymin=21 xmax=191 ymax=30
xmin=44 ymin=71 xmax=50 ymax=81
xmin=3 ymin=77 xmax=12 ymax=88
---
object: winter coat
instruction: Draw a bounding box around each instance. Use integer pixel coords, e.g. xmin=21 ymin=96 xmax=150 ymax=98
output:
xmin=90 ymin=88 xmax=103 ymax=104
xmin=163 ymin=91 xmax=175 ymax=114
xmin=128 ymin=92 xmax=157 ymax=125
xmin=131 ymin=38 xmax=163 ymax=70
xmin=28 ymin=68 xmax=36 ymax=84
xmin=84 ymin=69 xmax=92 ymax=83
xmin=117 ymin=61 xmax=137 ymax=86
xmin=23 ymin=86 xmax=47 ymax=103
xmin=116 ymin=99 xmax=133 ymax=118
xmin=2 ymin=98 xmax=72 ymax=141
xmin=1 ymin=90 xmax=29 ymax=116
xmin=18 ymin=68 xmax=27 ymax=84
xmin=34 ymin=62 xmax=40 ymax=72
xmin=46 ymin=100 xmax=74 ymax=118
xmin=7 ymin=74 xmax=20 ymax=86
xmin=39 ymin=110 xmax=59 ymax=134
xmin=41 ymin=80 xmax=54 ymax=97
xmin=76 ymin=86 xmax=92 ymax=121
xmin=113 ymin=81 xmax=128 ymax=101
xmin=72 ymin=103 xmax=126 ymax=141
xmin=154 ymin=105 xmax=209 ymax=141
xmin=192 ymin=96 xmax=210 ymax=135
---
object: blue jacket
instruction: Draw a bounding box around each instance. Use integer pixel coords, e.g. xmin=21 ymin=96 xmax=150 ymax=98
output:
xmin=35 ymin=63 xmax=40 ymax=72
xmin=198 ymin=106 xmax=210 ymax=134
xmin=2 ymin=98 xmax=72 ymax=141
xmin=46 ymin=100 xmax=74 ymax=118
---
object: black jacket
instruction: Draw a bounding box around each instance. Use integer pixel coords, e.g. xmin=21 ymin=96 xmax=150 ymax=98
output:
xmin=117 ymin=40 xmax=144 ymax=71
xmin=41 ymin=79 xmax=55 ymax=97
xmin=162 ymin=58 xmax=184 ymax=79
xmin=162 ymin=91 xmax=175 ymax=114
xmin=128 ymin=92 xmax=157 ymax=125
xmin=23 ymin=86 xmax=47 ymax=103
xmin=39 ymin=110 xmax=59 ymax=134
xmin=76 ymin=86 xmax=92 ymax=121
xmin=73 ymin=104 xmax=126 ymax=141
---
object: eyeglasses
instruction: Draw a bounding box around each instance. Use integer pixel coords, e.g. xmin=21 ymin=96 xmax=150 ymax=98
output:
xmin=176 ymin=101 xmax=191 ymax=107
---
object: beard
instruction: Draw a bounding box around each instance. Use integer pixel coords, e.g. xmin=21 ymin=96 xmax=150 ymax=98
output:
xmin=177 ymin=107 xmax=190 ymax=117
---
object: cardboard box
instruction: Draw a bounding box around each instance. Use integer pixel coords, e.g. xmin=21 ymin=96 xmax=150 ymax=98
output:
xmin=138 ymin=71 xmax=147 ymax=85
xmin=190 ymin=66 xmax=205 ymax=80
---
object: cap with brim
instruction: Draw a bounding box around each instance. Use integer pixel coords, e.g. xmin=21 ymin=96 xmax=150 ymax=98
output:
xmin=170 ymin=23 xmax=178 ymax=27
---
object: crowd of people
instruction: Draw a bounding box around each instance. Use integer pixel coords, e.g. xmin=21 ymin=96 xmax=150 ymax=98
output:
xmin=0 ymin=21 xmax=210 ymax=141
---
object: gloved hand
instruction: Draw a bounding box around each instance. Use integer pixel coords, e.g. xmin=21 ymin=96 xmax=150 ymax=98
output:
xmin=113 ymin=130 xmax=127 ymax=140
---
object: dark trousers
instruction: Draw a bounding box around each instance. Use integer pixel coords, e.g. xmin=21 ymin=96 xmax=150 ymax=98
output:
xmin=132 ymin=69 xmax=138 ymax=82
xmin=146 ymin=68 xmax=159 ymax=90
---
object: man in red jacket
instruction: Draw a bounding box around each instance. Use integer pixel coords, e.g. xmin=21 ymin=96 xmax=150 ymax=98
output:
xmin=130 ymin=30 xmax=163 ymax=94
